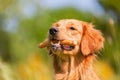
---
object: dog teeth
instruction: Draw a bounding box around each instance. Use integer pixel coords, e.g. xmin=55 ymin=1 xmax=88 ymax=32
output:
xmin=51 ymin=41 xmax=60 ymax=45
xmin=51 ymin=42 xmax=54 ymax=45
xmin=73 ymin=41 xmax=77 ymax=45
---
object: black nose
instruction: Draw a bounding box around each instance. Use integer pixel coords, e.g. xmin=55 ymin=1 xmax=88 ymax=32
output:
xmin=49 ymin=28 xmax=59 ymax=35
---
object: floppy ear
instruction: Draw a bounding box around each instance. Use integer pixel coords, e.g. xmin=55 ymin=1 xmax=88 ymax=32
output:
xmin=81 ymin=22 xmax=104 ymax=56
xmin=39 ymin=39 xmax=50 ymax=48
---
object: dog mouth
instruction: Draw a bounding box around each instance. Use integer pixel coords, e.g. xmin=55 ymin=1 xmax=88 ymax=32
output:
xmin=61 ymin=45 xmax=74 ymax=51
xmin=50 ymin=40 xmax=75 ymax=51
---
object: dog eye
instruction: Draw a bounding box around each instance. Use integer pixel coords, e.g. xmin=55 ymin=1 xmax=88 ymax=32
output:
xmin=70 ymin=27 xmax=76 ymax=30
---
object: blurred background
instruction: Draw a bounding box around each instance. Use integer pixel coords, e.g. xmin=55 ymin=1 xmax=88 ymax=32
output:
xmin=0 ymin=0 xmax=120 ymax=80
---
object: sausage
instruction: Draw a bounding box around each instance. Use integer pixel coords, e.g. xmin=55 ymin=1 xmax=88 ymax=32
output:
xmin=61 ymin=40 xmax=77 ymax=46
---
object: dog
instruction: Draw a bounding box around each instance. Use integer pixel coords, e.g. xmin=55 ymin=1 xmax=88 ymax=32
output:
xmin=39 ymin=19 xmax=104 ymax=80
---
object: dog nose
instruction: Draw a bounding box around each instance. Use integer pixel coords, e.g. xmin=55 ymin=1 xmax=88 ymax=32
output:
xmin=49 ymin=28 xmax=59 ymax=35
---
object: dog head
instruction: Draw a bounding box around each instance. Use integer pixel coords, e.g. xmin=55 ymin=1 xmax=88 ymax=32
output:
xmin=39 ymin=19 xmax=104 ymax=57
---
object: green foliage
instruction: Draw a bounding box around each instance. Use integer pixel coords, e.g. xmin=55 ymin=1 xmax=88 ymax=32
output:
xmin=99 ymin=0 xmax=120 ymax=22
xmin=0 ymin=0 xmax=120 ymax=80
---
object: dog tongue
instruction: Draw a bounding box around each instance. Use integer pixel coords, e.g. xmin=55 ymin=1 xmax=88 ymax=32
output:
xmin=62 ymin=45 xmax=73 ymax=51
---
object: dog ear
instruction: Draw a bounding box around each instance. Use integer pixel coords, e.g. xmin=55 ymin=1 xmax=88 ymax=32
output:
xmin=39 ymin=39 xmax=50 ymax=48
xmin=81 ymin=22 xmax=104 ymax=56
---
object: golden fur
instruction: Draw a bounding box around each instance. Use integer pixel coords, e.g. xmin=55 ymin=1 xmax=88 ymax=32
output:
xmin=39 ymin=19 xmax=104 ymax=80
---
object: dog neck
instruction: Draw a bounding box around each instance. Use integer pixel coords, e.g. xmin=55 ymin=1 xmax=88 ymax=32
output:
xmin=53 ymin=53 xmax=100 ymax=80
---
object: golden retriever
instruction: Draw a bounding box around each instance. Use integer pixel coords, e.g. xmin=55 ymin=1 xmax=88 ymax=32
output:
xmin=39 ymin=19 xmax=104 ymax=80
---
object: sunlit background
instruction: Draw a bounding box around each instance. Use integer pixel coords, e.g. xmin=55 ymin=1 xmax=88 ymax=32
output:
xmin=0 ymin=0 xmax=120 ymax=80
